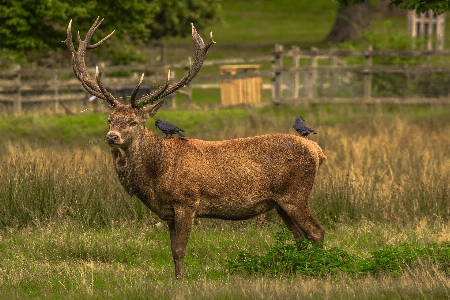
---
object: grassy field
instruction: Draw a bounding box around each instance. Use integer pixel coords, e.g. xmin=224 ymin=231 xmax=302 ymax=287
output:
xmin=2 ymin=0 xmax=450 ymax=298
xmin=1 ymin=103 xmax=450 ymax=299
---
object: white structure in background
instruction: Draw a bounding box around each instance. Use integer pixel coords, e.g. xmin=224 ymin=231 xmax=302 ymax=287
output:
xmin=408 ymin=10 xmax=445 ymax=50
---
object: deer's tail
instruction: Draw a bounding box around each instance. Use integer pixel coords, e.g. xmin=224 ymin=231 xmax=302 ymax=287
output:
xmin=317 ymin=146 xmax=327 ymax=167
xmin=307 ymin=140 xmax=327 ymax=167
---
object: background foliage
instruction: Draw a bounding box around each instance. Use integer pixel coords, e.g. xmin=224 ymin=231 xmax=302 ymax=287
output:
xmin=0 ymin=0 xmax=221 ymax=64
xmin=339 ymin=0 xmax=450 ymax=14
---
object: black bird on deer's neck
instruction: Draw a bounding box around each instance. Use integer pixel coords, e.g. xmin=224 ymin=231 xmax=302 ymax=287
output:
xmin=293 ymin=116 xmax=317 ymax=138
xmin=155 ymin=119 xmax=185 ymax=138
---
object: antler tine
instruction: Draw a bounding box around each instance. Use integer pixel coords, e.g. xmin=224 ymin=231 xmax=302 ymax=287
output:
xmin=88 ymin=30 xmax=115 ymax=49
xmin=64 ymin=20 xmax=75 ymax=53
xmin=77 ymin=31 xmax=82 ymax=48
xmin=82 ymin=17 xmax=102 ymax=50
xmin=137 ymin=23 xmax=215 ymax=107
xmin=149 ymin=70 xmax=172 ymax=102
xmin=152 ymin=70 xmax=172 ymax=97
xmin=130 ymin=73 xmax=145 ymax=108
xmin=137 ymin=70 xmax=171 ymax=107
xmin=64 ymin=17 xmax=119 ymax=107
xmin=85 ymin=17 xmax=115 ymax=49
xmin=70 ymin=54 xmax=103 ymax=99
xmin=95 ymin=67 xmax=119 ymax=107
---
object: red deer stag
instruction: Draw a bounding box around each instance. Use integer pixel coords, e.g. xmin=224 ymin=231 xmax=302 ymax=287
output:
xmin=65 ymin=18 xmax=327 ymax=278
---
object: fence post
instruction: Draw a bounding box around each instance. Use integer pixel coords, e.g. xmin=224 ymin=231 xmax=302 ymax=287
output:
xmin=13 ymin=71 xmax=22 ymax=114
xmin=330 ymin=54 xmax=337 ymax=98
xmin=363 ymin=45 xmax=372 ymax=99
xmin=292 ymin=46 xmax=300 ymax=99
xmin=271 ymin=44 xmax=283 ymax=103
xmin=307 ymin=47 xmax=318 ymax=98
xmin=53 ymin=73 xmax=60 ymax=112
xmin=168 ymin=70 xmax=176 ymax=108
xmin=182 ymin=84 xmax=193 ymax=108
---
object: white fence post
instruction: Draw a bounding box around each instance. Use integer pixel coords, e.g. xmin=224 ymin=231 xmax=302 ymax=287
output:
xmin=292 ymin=46 xmax=300 ymax=99
xmin=13 ymin=72 xmax=22 ymax=114
xmin=363 ymin=45 xmax=373 ymax=99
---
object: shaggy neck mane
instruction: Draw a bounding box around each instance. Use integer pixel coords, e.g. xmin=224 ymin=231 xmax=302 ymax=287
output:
xmin=110 ymin=125 xmax=162 ymax=198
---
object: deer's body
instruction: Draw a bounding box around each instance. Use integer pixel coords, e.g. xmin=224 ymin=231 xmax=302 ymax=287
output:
xmin=111 ymin=121 xmax=326 ymax=222
xmin=66 ymin=18 xmax=326 ymax=278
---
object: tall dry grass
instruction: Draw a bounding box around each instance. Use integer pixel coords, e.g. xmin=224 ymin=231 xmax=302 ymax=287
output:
xmin=1 ymin=105 xmax=450 ymax=298
xmin=313 ymin=115 xmax=450 ymax=225
xmin=1 ymin=105 xmax=449 ymax=230
xmin=0 ymin=141 xmax=156 ymax=229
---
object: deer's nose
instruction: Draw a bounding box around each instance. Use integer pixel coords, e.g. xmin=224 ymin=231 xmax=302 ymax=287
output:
xmin=106 ymin=132 xmax=120 ymax=144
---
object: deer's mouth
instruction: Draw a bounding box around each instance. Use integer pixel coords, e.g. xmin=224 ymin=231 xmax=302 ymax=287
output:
xmin=105 ymin=132 xmax=122 ymax=145
xmin=106 ymin=139 xmax=118 ymax=146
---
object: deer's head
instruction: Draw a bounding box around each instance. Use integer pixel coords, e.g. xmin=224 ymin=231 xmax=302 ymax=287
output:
xmin=64 ymin=17 xmax=214 ymax=148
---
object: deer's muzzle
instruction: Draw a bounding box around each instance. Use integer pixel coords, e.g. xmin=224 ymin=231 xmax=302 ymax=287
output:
xmin=106 ymin=131 xmax=121 ymax=145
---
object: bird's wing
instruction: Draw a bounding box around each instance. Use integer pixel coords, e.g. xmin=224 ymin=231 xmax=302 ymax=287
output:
xmin=162 ymin=122 xmax=179 ymax=131
xmin=294 ymin=123 xmax=307 ymax=131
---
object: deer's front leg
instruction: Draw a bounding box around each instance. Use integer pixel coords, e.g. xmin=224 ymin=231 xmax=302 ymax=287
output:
xmin=167 ymin=205 xmax=195 ymax=279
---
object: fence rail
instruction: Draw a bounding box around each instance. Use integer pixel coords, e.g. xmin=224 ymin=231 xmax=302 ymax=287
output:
xmin=2 ymin=46 xmax=450 ymax=113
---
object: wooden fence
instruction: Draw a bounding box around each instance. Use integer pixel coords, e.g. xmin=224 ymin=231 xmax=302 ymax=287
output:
xmin=0 ymin=63 xmax=179 ymax=113
xmin=2 ymin=45 xmax=450 ymax=113
xmin=270 ymin=45 xmax=450 ymax=104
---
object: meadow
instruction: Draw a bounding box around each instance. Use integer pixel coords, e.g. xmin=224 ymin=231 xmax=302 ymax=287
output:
xmin=2 ymin=0 xmax=450 ymax=298
xmin=1 ymin=103 xmax=450 ymax=299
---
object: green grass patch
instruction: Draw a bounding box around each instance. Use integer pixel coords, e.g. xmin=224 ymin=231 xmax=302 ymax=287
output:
xmin=1 ymin=221 xmax=450 ymax=299
xmin=2 ymin=103 xmax=450 ymax=148
xmin=228 ymin=225 xmax=450 ymax=277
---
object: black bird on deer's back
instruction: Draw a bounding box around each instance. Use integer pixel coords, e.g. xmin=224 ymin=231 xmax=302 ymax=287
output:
xmin=293 ymin=116 xmax=317 ymax=137
xmin=155 ymin=119 xmax=185 ymax=138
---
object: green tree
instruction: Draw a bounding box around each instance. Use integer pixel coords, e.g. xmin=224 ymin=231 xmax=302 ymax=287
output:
xmin=326 ymin=0 xmax=450 ymax=44
xmin=338 ymin=0 xmax=450 ymax=14
xmin=324 ymin=0 xmax=370 ymax=43
xmin=0 ymin=0 xmax=221 ymax=64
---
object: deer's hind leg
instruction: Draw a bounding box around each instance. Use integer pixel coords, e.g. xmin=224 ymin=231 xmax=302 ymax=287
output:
xmin=276 ymin=202 xmax=324 ymax=246
xmin=276 ymin=205 xmax=306 ymax=240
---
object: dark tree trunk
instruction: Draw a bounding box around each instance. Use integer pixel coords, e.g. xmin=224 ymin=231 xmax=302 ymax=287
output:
xmin=324 ymin=0 xmax=371 ymax=43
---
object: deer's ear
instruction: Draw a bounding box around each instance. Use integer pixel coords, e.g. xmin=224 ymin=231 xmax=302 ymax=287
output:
xmin=141 ymin=100 xmax=164 ymax=119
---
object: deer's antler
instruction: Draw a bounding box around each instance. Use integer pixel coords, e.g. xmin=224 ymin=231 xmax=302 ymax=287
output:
xmin=136 ymin=24 xmax=215 ymax=108
xmin=65 ymin=18 xmax=214 ymax=109
xmin=64 ymin=17 xmax=118 ymax=107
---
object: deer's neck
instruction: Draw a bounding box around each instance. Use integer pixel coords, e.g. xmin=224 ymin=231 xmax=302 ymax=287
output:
xmin=110 ymin=128 xmax=162 ymax=200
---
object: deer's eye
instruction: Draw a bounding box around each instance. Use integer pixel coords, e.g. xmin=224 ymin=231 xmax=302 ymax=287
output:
xmin=129 ymin=121 xmax=138 ymax=126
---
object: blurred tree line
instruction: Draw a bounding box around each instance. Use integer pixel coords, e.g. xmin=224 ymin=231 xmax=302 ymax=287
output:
xmin=338 ymin=0 xmax=450 ymax=14
xmin=0 ymin=0 xmax=221 ymax=66
xmin=327 ymin=0 xmax=450 ymax=43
